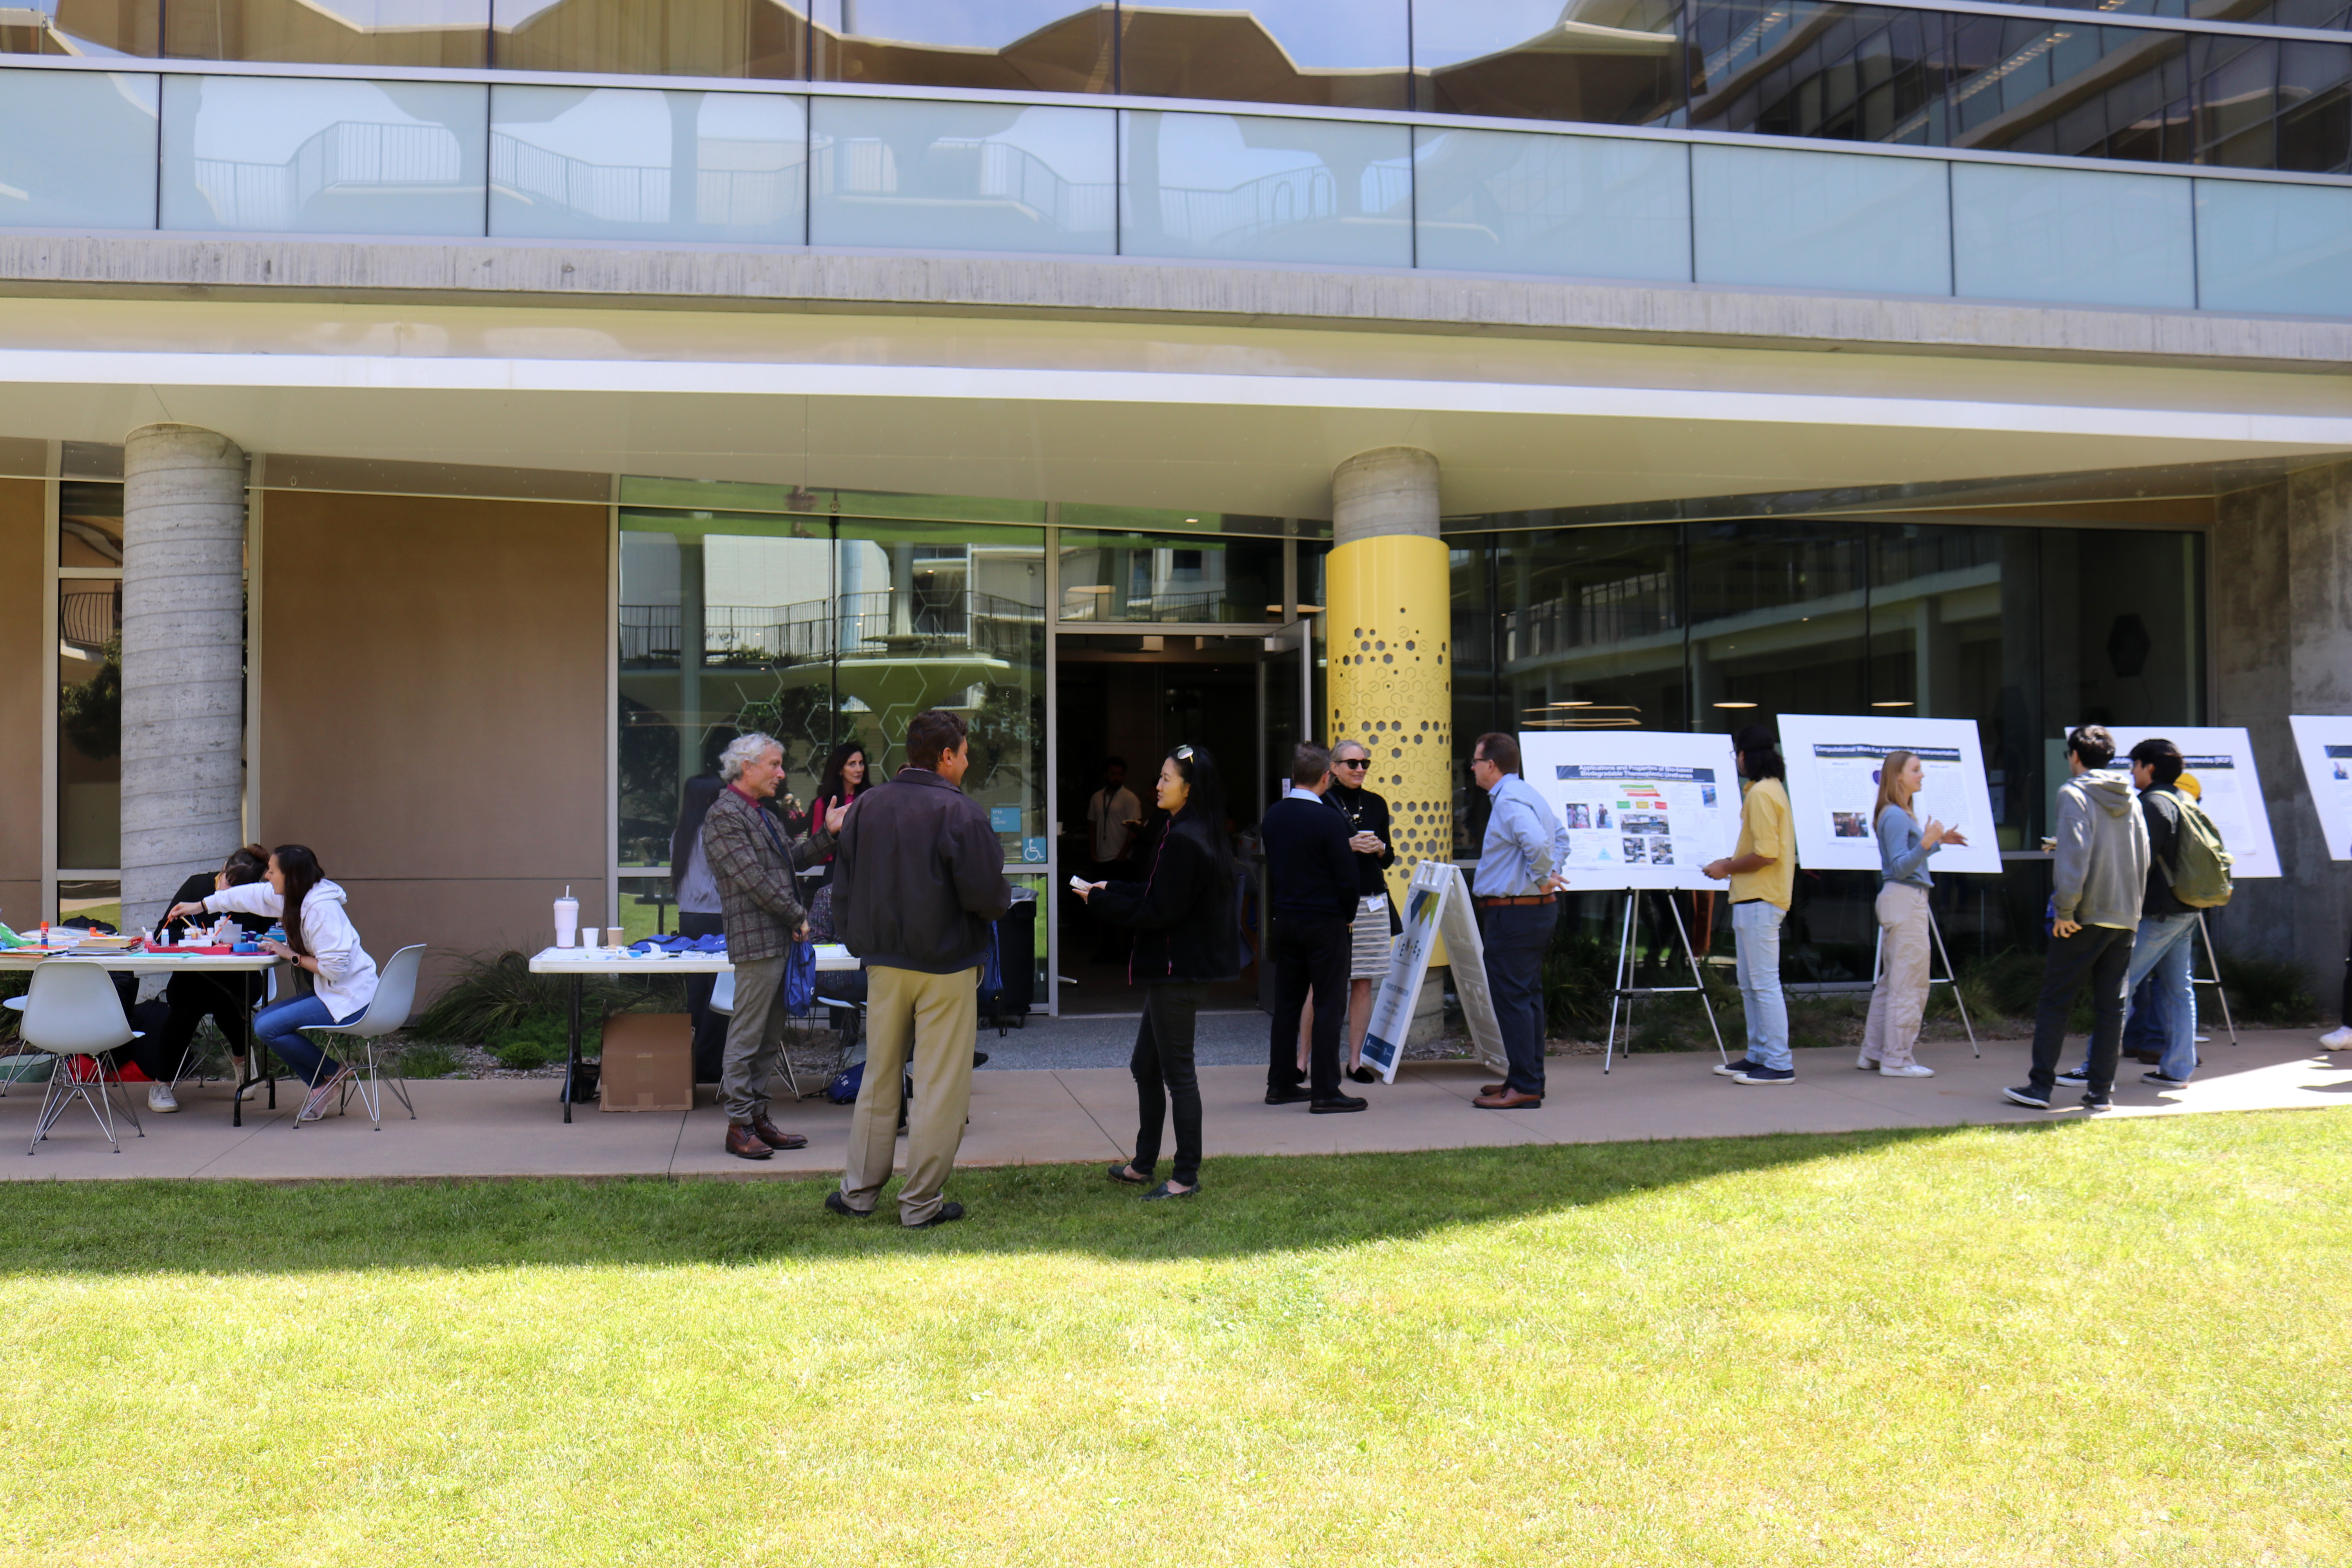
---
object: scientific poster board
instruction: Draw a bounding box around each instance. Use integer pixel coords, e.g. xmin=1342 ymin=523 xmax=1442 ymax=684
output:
xmin=1359 ymin=861 xmax=1504 ymax=1084
xmin=1778 ymin=714 xmax=2004 ymax=875
xmin=2083 ymin=725 xmax=2281 ymax=880
xmin=1519 ymin=731 xmax=1741 ymax=892
xmin=2288 ymin=715 xmax=2352 ymax=862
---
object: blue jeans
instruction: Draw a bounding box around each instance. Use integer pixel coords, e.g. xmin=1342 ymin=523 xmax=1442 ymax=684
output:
xmin=1732 ymin=900 xmax=1791 ymax=1071
xmin=2122 ymin=913 xmax=2200 ymax=1081
xmin=252 ymin=995 xmax=360 ymax=1084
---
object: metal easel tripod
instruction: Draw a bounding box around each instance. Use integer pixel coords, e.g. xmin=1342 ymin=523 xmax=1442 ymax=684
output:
xmin=1602 ymin=889 xmax=1728 ymax=1073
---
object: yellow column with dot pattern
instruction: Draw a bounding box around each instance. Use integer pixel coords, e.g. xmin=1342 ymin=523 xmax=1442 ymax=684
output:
xmin=1325 ymin=530 xmax=1454 ymax=919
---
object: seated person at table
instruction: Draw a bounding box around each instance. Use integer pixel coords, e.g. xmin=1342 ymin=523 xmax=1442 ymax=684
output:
xmin=121 ymin=844 xmax=277 ymax=1114
xmin=168 ymin=844 xmax=379 ymax=1123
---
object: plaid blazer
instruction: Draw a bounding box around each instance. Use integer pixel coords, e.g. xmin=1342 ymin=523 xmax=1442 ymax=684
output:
xmin=702 ymin=784 xmax=834 ymax=963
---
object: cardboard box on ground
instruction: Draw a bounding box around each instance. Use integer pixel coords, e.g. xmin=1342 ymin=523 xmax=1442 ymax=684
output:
xmin=600 ymin=1013 xmax=691 ymax=1112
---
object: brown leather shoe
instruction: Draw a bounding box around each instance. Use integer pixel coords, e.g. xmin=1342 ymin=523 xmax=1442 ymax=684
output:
xmin=724 ymin=1123 xmax=773 ymax=1160
xmin=1482 ymin=1082 xmax=1507 ymax=1096
xmin=1473 ymin=1089 xmax=1543 ymax=1110
xmin=750 ymin=1115 xmax=807 ymax=1151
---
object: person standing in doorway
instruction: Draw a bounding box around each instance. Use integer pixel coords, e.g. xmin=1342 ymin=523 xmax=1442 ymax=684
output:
xmin=1468 ymin=732 xmax=1568 ymax=1110
xmin=1085 ymin=757 xmax=1143 ymax=957
xmin=1857 ymin=750 xmax=1965 ymax=1078
xmin=1324 ymin=738 xmax=1397 ymax=1083
xmin=829 ymin=710 xmax=1012 ymax=1227
xmin=1260 ymin=743 xmax=1365 ymax=1114
xmin=704 ymin=733 xmax=846 ymax=1161
xmin=1082 ymin=743 xmax=1240 ymax=1200
xmin=2058 ymin=737 xmax=2204 ymax=1091
xmin=806 ymin=741 xmax=869 ymax=888
xmin=2003 ymin=724 xmax=2149 ymax=1112
xmin=1704 ymin=726 xmax=1797 ymax=1085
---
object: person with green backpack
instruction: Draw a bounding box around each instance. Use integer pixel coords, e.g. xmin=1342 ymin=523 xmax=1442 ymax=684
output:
xmin=2059 ymin=737 xmax=2231 ymax=1092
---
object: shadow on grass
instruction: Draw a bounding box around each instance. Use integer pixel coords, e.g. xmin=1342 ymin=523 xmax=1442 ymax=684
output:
xmin=0 ymin=1120 xmax=2092 ymax=1276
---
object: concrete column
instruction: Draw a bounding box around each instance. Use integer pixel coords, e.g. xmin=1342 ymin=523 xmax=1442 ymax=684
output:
xmin=120 ymin=424 xmax=247 ymax=936
xmin=1326 ymin=448 xmax=1453 ymax=1017
xmin=2212 ymin=459 xmax=2352 ymax=1013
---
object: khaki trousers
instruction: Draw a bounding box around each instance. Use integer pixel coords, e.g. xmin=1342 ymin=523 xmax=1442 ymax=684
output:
xmin=840 ymin=965 xmax=977 ymax=1227
xmin=1860 ymin=882 xmax=1932 ymax=1068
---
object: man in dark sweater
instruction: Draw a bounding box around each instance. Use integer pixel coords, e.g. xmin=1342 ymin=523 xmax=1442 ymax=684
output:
xmin=2061 ymin=736 xmax=2202 ymax=1090
xmin=1260 ymin=742 xmax=1365 ymax=1113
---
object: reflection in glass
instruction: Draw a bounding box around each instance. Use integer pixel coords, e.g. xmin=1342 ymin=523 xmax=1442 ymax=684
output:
xmin=0 ymin=0 xmax=157 ymax=56
xmin=491 ymin=85 xmax=806 ymax=242
xmin=493 ymin=0 xmax=806 ymax=78
xmin=1952 ymin=162 xmax=2192 ymax=308
xmin=1415 ymin=0 xmax=1681 ymax=125
xmin=160 ymin=74 xmax=488 ymax=234
xmin=0 ymin=69 xmax=158 ymax=231
xmin=167 ymin=0 xmax=488 ymax=67
xmin=1414 ymin=127 xmax=1688 ymax=279
xmin=1119 ymin=110 xmax=1410 ymax=266
xmin=1118 ymin=0 xmax=1408 ymax=111
xmin=1056 ymin=532 xmax=1281 ymax=624
xmin=1690 ymin=2 xmax=1949 ymax=145
xmin=1686 ymin=520 xmax=1867 ymax=725
xmin=2195 ymin=176 xmax=2352 ymax=315
xmin=812 ymin=0 xmax=1112 ymax=94
xmin=1691 ymin=142 xmax=1950 ymax=294
xmin=58 ymin=482 xmax=125 ymax=875
xmin=809 ymin=98 xmax=1113 ymax=253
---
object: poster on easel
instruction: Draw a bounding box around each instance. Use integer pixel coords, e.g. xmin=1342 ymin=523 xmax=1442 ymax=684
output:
xmin=2286 ymin=715 xmax=2352 ymax=862
xmin=2084 ymin=726 xmax=2280 ymax=880
xmin=1359 ymin=860 xmax=1504 ymax=1084
xmin=1517 ymin=731 xmax=1742 ymax=891
xmin=1778 ymin=714 xmax=2004 ymax=875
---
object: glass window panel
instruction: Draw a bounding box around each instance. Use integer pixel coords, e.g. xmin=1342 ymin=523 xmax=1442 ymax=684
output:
xmin=1119 ymin=0 xmax=1408 ymax=111
xmin=1691 ymin=142 xmax=1951 ymax=294
xmin=1056 ymin=531 xmax=1282 ymax=624
xmin=1 ymin=0 xmax=157 ymax=55
xmin=160 ymin=74 xmax=488 ymax=235
xmin=166 ymin=0 xmax=487 ymax=67
xmin=1495 ymin=526 xmax=1686 ymax=742
xmin=2195 ymin=177 xmax=2352 ymax=315
xmin=0 ymin=69 xmax=158 ymax=231
xmin=493 ymin=0 xmax=806 ymax=78
xmin=1692 ymin=1 xmax=1947 ymax=145
xmin=1686 ymin=519 xmax=1867 ymax=729
xmin=2045 ymin=527 xmax=2203 ymax=731
xmin=1119 ymin=109 xmax=1411 ymax=267
xmin=1416 ymin=0 xmax=1681 ymax=125
xmin=57 ymin=482 xmax=124 ymax=875
xmin=809 ymin=97 xmax=1113 ymax=254
xmin=1413 ymin=127 xmax=1690 ymax=280
xmin=811 ymin=0 xmax=1112 ymax=94
xmin=491 ymin=85 xmax=806 ymax=243
xmin=1951 ymin=161 xmax=2193 ymax=309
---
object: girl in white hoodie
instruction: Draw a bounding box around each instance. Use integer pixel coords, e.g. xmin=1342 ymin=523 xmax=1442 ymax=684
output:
xmin=168 ymin=844 xmax=379 ymax=1122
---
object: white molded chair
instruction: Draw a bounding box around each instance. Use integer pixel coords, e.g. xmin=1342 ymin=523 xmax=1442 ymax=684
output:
xmin=294 ymin=945 xmax=425 ymax=1129
xmin=18 ymin=961 xmax=144 ymax=1154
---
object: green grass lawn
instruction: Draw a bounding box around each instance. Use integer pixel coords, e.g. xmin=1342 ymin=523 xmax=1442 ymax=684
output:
xmin=3 ymin=1111 xmax=2347 ymax=1565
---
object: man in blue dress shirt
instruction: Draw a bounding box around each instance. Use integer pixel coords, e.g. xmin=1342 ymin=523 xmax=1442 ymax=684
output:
xmin=1469 ymin=732 xmax=1570 ymax=1109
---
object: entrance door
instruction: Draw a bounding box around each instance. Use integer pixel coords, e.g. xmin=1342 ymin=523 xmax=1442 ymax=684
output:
xmin=1050 ymin=626 xmax=1308 ymax=1016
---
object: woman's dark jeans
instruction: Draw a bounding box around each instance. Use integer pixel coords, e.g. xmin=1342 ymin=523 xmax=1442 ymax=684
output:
xmin=679 ymin=910 xmax=727 ymax=1083
xmin=1130 ymin=981 xmax=1206 ymax=1187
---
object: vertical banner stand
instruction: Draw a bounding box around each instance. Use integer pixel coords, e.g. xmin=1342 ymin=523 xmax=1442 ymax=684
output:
xmin=1869 ymin=907 xmax=1981 ymax=1058
xmin=1360 ymin=861 xmax=1506 ymax=1083
xmin=2193 ymin=912 xmax=2239 ymax=1047
xmin=1603 ymin=890 xmax=1726 ymax=1074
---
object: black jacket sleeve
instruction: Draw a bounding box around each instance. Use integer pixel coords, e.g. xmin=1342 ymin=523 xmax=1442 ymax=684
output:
xmin=1321 ymin=811 xmax=1360 ymax=920
xmin=1092 ymin=835 xmax=1205 ymax=931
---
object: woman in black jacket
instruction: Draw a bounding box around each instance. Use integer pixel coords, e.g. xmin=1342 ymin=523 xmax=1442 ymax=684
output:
xmin=1080 ymin=743 xmax=1239 ymax=1200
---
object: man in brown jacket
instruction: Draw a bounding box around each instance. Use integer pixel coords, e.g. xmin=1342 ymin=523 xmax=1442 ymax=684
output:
xmin=826 ymin=709 xmax=1011 ymax=1227
xmin=704 ymin=731 xmax=847 ymax=1160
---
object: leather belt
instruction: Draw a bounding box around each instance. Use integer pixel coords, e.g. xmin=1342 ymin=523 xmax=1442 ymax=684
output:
xmin=1477 ymin=894 xmax=1554 ymax=907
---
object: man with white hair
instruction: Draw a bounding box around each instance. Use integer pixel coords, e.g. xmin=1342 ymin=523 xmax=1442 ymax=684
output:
xmin=704 ymin=731 xmax=849 ymax=1161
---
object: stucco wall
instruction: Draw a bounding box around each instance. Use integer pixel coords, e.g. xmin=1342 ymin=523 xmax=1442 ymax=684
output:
xmin=0 ymin=474 xmax=41 ymax=927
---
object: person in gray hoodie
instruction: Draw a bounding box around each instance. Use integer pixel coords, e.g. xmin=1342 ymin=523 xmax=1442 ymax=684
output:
xmin=2004 ymin=725 xmax=2151 ymax=1112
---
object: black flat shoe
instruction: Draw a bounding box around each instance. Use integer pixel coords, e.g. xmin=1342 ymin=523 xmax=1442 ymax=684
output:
xmin=1140 ymin=1181 xmax=1198 ymax=1200
xmin=1310 ymin=1094 xmax=1368 ymax=1114
xmin=1347 ymin=1065 xmax=1377 ymax=1084
xmin=906 ymin=1201 xmax=965 ymax=1229
xmin=1107 ymin=1162 xmax=1148 ymax=1184
xmin=1264 ymin=1086 xmax=1315 ymax=1105
xmin=824 ymin=1190 xmax=873 ymax=1218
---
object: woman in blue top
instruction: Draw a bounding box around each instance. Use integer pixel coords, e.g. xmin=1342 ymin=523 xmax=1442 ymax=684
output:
xmin=1858 ymin=750 xmax=1966 ymax=1078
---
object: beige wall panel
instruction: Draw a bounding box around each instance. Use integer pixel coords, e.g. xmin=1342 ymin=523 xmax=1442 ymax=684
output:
xmin=0 ymin=883 xmax=36 ymax=934
xmin=0 ymin=477 xmax=44 ymax=891
xmin=261 ymin=492 xmax=606 ymax=962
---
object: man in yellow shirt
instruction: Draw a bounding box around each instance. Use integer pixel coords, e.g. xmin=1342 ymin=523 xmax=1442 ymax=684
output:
xmin=1702 ymin=726 xmax=1796 ymax=1083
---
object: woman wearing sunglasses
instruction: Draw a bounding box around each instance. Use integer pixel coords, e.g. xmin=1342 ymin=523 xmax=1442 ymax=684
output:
xmin=1077 ymin=744 xmax=1239 ymax=1200
xmin=1317 ymin=738 xmax=1398 ymax=1083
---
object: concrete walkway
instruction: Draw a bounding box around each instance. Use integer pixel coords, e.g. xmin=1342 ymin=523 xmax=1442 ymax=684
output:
xmin=2 ymin=1031 xmax=2344 ymax=1182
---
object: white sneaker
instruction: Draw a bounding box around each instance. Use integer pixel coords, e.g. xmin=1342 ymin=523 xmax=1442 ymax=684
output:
xmin=1856 ymin=1051 xmax=1877 ymax=1071
xmin=1878 ymin=1062 xmax=1935 ymax=1078
xmin=146 ymin=1081 xmax=180 ymax=1113
xmin=2319 ymin=1026 xmax=2352 ymax=1051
